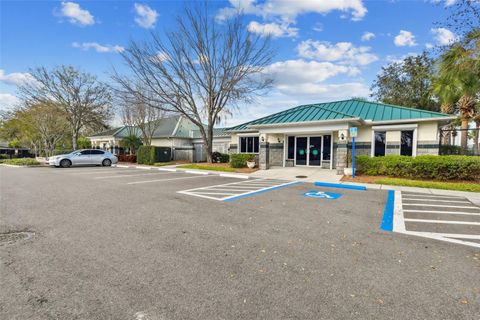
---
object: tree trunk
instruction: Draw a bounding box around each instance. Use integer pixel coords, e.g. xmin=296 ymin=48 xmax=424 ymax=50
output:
xmin=72 ymin=130 xmax=78 ymax=151
xmin=458 ymin=95 xmax=475 ymax=153
xmin=205 ymin=125 xmax=214 ymax=163
xmin=460 ymin=119 xmax=469 ymax=153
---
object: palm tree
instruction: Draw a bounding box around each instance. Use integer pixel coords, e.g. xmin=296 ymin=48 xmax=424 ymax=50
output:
xmin=121 ymin=134 xmax=142 ymax=155
xmin=434 ymin=29 xmax=480 ymax=152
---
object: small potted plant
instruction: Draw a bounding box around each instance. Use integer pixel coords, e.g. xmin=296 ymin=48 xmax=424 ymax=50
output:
xmin=246 ymin=154 xmax=256 ymax=169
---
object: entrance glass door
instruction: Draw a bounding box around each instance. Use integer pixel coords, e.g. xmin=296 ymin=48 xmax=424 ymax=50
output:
xmin=295 ymin=137 xmax=307 ymax=165
xmin=309 ymin=137 xmax=322 ymax=166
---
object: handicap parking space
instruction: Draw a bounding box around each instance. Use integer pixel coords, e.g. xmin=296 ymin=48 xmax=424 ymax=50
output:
xmin=177 ymin=178 xmax=299 ymax=201
xmin=394 ymin=191 xmax=480 ymax=248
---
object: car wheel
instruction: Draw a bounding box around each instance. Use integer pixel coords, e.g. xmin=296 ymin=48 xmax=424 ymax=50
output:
xmin=102 ymin=159 xmax=112 ymax=167
xmin=60 ymin=159 xmax=71 ymax=168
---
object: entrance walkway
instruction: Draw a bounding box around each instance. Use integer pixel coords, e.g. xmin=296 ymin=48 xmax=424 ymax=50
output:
xmin=250 ymin=166 xmax=341 ymax=183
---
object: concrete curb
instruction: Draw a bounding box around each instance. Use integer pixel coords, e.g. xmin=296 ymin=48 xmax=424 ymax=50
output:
xmin=115 ymin=164 xmax=252 ymax=180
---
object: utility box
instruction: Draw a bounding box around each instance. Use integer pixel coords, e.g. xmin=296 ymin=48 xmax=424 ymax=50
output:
xmin=155 ymin=147 xmax=171 ymax=162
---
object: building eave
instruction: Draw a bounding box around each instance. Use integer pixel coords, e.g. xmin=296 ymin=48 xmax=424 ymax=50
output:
xmin=246 ymin=118 xmax=364 ymax=129
xmin=368 ymin=116 xmax=456 ymax=125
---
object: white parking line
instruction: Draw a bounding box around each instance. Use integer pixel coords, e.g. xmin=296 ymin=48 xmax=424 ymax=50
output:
xmin=192 ymin=192 xmax=239 ymax=196
xmin=404 ymin=218 xmax=480 ymax=225
xmin=402 ymin=198 xmax=472 ymax=204
xmin=400 ymin=194 xmax=464 ymax=199
xmin=127 ymin=175 xmax=208 ymax=185
xmin=398 ymin=230 xmax=480 ymax=248
xmin=403 ymin=209 xmax=480 ymax=216
xmin=402 ymin=203 xmax=479 ymax=209
xmin=71 ymin=169 xmax=127 ymax=175
xmin=94 ymin=172 xmax=175 ymax=179
xmin=393 ymin=190 xmax=406 ymax=232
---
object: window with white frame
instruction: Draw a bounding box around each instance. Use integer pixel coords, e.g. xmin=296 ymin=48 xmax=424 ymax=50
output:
xmin=239 ymin=136 xmax=259 ymax=153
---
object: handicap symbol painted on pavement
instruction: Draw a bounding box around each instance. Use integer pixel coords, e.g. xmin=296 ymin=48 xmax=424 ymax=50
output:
xmin=303 ymin=190 xmax=342 ymax=200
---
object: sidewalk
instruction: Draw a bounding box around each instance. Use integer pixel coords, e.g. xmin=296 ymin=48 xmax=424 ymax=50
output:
xmin=249 ymin=166 xmax=341 ymax=183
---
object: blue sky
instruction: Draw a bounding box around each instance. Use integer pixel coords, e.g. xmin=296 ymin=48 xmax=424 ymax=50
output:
xmin=0 ymin=0 xmax=457 ymax=126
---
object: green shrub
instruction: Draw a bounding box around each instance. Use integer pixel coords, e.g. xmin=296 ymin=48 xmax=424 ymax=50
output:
xmin=230 ymin=153 xmax=255 ymax=168
xmin=212 ymin=152 xmax=230 ymax=163
xmin=439 ymin=145 xmax=462 ymax=155
xmin=0 ymin=158 xmax=40 ymax=166
xmin=0 ymin=154 xmax=8 ymax=159
xmin=137 ymin=146 xmax=171 ymax=165
xmin=355 ymin=155 xmax=480 ymax=181
xmin=219 ymin=153 xmax=230 ymax=163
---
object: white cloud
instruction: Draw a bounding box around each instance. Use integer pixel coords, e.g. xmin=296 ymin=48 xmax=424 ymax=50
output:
xmin=134 ymin=3 xmax=158 ymax=29
xmin=72 ymin=42 xmax=124 ymax=53
xmin=425 ymin=43 xmax=434 ymax=49
xmin=264 ymin=59 xmax=359 ymax=86
xmin=297 ymin=40 xmax=378 ymax=66
xmin=275 ymin=82 xmax=369 ymax=97
xmin=430 ymin=0 xmax=457 ymax=7
xmin=247 ymin=21 xmax=298 ymax=38
xmin=385 ymin=52 xmax=419 ymax=64
xmin=0 ymin=93 xmax=20 ymax=110
xmin=394 ymin=30 xmax=417 ymax=47
xmin=0 ymin=70 xmax=36 ymax=86
xmin=217 ymin=0 xmax=367 ymax=22
xmin=59 ymin=2 xmax=95 ymax=26
xmin=361 ymin=31 xmax=375 ymax=41
xmin=431 ymin=27 xmax=457 ymax=45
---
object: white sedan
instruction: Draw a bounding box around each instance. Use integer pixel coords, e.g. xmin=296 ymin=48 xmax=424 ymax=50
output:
xmin=47 ymin=149 xmax=118 ymax=168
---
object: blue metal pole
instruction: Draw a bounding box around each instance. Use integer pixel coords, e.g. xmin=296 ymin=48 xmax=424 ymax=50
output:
xmin=352 ymin=136 xmax=356 ymax=178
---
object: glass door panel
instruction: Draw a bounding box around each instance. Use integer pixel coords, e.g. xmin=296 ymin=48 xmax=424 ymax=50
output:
xmin=309 ymin=137 xmax=321 ymax=166
xmin=295 ymin=137 xmax=307 ymax=165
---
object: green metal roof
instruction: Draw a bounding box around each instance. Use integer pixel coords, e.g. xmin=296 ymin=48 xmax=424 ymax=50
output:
xmin=229 ymin=99 xmax=451 ymax=131
xmin=90 ymin=116 xmax=230 ymax=140
xmin=89 ymin=126 xmax=138 ymax=138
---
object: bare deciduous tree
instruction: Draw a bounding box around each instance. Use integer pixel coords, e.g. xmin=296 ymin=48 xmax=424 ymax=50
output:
xmin=18 ymin=65 xmax=112 ymax=150
xmin=118 ymin=88 xmax=166 ymax=146
xmin=113 ymin=2 xmax=274 ymax=162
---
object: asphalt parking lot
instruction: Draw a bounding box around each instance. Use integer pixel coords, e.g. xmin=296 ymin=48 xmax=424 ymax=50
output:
xmin=1 ymin=165 xmax=479 ymax=319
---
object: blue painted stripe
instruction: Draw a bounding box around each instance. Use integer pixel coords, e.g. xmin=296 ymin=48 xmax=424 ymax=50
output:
xmin=380 ymin=190 xmax=395 ymax=231
xmin=223 ymin=181 xmax=301 ymax=202
xmin=314 ymin=182 xmax=366 ymax=191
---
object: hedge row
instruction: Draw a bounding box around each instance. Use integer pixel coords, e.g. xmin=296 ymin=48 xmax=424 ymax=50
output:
xmin=355 ymin=155 xmax=480 ymax=181
xmin=230 ymin=153 xmax=256 ymax=168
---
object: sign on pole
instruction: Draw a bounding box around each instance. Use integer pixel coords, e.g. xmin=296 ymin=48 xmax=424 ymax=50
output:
xmin=349 ymin=127 xmax=357 ymax=178
xmin=349 ymin=127 xmax=358 ymax=138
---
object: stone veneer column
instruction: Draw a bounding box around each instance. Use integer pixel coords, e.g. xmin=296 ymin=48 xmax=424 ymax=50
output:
xmin=259 ymin=142 xmax=269 ymax=170
xmin=335 ymin=141 xmax=347 ymax=175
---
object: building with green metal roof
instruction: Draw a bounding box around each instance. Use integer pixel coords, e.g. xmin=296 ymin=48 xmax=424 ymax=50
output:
xmin=88 ymin=115 xmax=231 ymax=162
xmin=226 ymin=99 xmax=454 ymax=171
